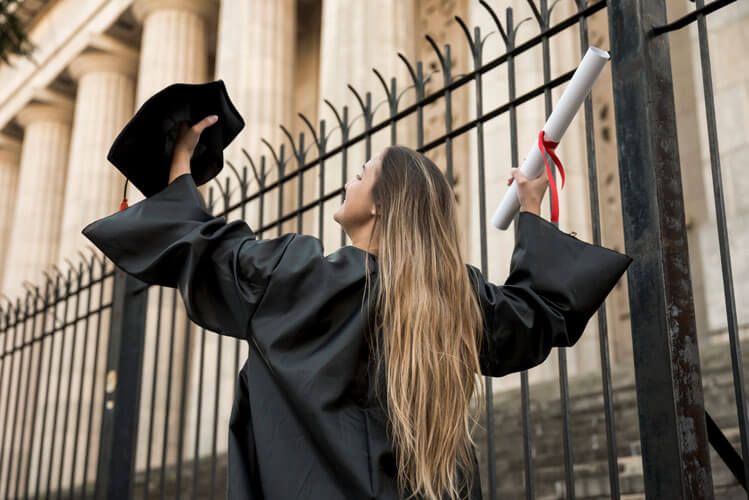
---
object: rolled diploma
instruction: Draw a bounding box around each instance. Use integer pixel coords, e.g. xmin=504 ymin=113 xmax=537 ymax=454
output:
xmin=491 ymin=46 xmax=610 ymax=230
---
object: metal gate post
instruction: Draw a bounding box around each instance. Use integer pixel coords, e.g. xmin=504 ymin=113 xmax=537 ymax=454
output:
xmin=607 ymin=0 xmax=714 ymax=497
xmin=95 ymin=270 xmax=148 ymax=499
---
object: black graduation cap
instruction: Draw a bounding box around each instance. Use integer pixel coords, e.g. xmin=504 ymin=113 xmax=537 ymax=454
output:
xmin=107 ymin=79 xmax=245 ymax=205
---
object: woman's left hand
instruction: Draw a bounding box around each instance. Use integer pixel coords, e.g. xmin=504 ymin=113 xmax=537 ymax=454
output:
xmin=168 ymin=114 xmax=219 ymax=184
xmin=507 ymin=167 xmax=548 ymax=216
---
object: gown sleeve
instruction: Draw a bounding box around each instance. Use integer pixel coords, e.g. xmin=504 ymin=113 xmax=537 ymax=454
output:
xmin=81 ymin=173 xmax=296 ymax=340
xmin=467 ymin=211 xmax=632 ymax=377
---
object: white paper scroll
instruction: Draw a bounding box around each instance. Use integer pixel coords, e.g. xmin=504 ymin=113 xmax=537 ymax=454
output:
xmin=491 ymin=46 xmax=610 ymax=230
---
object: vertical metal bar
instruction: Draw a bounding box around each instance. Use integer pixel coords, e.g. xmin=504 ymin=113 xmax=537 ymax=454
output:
xmin=364 ymin=93 xmax=372 ymax=162
xmin=35 ymin=277 xmax=61 ymax=500
xmin=297 ymin=138 xmax=305 ymax=233
xmin=159 ymin=287 xmax=179 ymax=499
xmin=318 ymin=121 xmax=327 ymax=244
xmin=277 ymin=145 xmax=286 ymax=237
xmin=190 ymin=327 xmax=207 ymax=500
xmin=0 ymin=312 xmax=7 ymax=497
xmin=389 ymin=78 xmax=398 ymax=145
xmin=520 ymin=372 xmax=533 ymax=500
xmin=176 ymin=308 xmax=192 ymax=497
xmin=46 ymin=273 xmax=72 ymax=499
xmin=467 ymin=23 xmax=497 ymax=500
xmin=693 ymin=0 xmax=749 ymax=486
xmin=259 ymin=157 xmax=266 ymax=237
xmin=443 ymin=45 xmax=454 ymax=187
xmin=532 ymin=2 xmax=575 ymax=495
xmin=231 ymin=161 xmax=245 ymax=398
xmin=0 ymin=302 xmax=19 ymax=499
xmin=5 ymin=297 xmax=30 ymax=498
xmin=577 ymin=3 xmax=620 ymax=497
xmin=537 ymin=0 xmax=575 ymax=495
xmin=232 ymin=334 xmax=241 ymax=416
xmin=84 ymin=259 xmax=110 ymax=500
xmin=143 ymin=286 xmax=164 ymax=500
xmin=608 ymin=1 xmax=714 ymax=496
xmin=210 ymin=329 xmax=223 ymax=498
xmin=234 ymin=171 xmax=250 ymax=410
xmin=95 ymin=270 xmax=148 ymax=500
xmin=500 ymin=9 xmax=535 ymax=498
xmin=27 ymin=280 xmax=51 ymax=499
xmin=57 ymin=270 xmax=84 ymax=499
xmin=335 ymin=117 xmax=348 ymax=248
xmin=69 ymin=263 xmax=96 ymax=500
xmin=17 ymin=289 xmax=41 ymax=500
xmin=416 ymin=62 xmax=425 ymax=149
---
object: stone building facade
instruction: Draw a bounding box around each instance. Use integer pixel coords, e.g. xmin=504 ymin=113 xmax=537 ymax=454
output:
xmin=0 ymin=0 xmax=745 ymax=493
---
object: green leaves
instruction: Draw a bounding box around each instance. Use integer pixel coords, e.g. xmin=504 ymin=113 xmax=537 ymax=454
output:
xmin=0 ymin=0 xmax=36 ymax=66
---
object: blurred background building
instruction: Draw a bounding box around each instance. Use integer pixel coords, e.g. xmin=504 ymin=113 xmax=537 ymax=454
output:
xmin=0 ymin=0 xmax=746 ymax=497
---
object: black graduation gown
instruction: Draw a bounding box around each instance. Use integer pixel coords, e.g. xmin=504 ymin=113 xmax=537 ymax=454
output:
xmin=81 ymin=173 xmax=631 ymax=500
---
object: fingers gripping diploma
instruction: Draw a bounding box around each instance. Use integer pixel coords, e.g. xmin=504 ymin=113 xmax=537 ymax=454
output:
xmin=507 ymin=167 xmax=549 ymax=217
xmin=168 ymin=114 xmax=220 ymax=184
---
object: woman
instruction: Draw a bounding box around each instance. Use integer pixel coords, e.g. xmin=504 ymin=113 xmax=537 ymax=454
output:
xmin=83 ymin=116 xmax=631 ymax=499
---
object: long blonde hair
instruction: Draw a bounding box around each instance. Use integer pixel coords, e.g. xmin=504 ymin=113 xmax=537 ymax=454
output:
xmin=363 ymin=145 xmax=485 ymax=499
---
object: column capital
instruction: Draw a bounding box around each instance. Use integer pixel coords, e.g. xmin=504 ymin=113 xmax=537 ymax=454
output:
xmin=132 ymin=0 xmax=219 ymax=24
xmin=16 ymin=103 xmax=73 ymax=128
xmin=69 ymin=51 xmax=138 ymax=81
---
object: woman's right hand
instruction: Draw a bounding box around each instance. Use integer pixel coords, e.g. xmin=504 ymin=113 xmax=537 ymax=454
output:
xmin=168 ymin=114 xmax=219 ymax=184
xmin=507 ymin=167 xmax=548 ymax=216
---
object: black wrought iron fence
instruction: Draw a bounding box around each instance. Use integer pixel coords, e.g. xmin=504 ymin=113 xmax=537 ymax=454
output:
xmin=0 ymin=256 xmax=115 ymax=499
xmin=0 ymin=0 xmax=745 ymax=498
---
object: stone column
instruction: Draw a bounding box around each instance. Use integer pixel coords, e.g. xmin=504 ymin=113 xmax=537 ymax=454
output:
xmin=130 ymin=0 xmax=217 ymax=204
xmin=57 ymin=51 xmax=138 ymax=263
xmin=0 ymin=135 xmax=21 ymax=287
xmin=2 ymin=102 xmax=73 ymax=298
xmin=179 ymin=0 xmax=297 ymax=459
xmin=130 ymin=0 xmax=216 ymax=475
xmin=213 ymin=0 xmax=296 ymax=194
xmin=212 ymin=0 xmax=297 ymax=243
xmin=316 ymin=0 xmax=417 ymax=254
xmin=42 ymin=51 xmax=138 ymax=492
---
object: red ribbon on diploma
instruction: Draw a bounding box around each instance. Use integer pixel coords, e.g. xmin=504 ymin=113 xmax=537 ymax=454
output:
xmin=538 ymin=130 xmax=566 ymax=223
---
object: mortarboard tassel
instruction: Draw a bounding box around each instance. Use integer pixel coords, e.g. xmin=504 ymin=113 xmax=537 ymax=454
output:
xmin=119 ymin=179 xmax=129 ymax=211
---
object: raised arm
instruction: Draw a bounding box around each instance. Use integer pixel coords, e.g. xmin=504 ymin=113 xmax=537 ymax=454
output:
xmin=82 ymin=173 xmax=296 ymax=340
xmin=467 ymin=211 xmax=632 ymax=377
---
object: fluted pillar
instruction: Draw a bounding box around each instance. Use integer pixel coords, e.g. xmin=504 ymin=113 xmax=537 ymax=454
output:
xmin=57 ymin=51 xmax=137 ymax=263
xmin=214 ymin=0 xmax=296 ymax=174
xmin=213 ymin=0 xmax=297 ymax=227
xmin=316 ymin=0 xmax=417 ymax=253
xmin=2 ymin=103 xmax=73 ymax=298
xmin=130 ymin=0 xmax=216 ymax=205
xmin=130 ymin=0 xmax=216 ymax=476
xmin=319 ymin=0 xmax=416 ymax=115
xmin=0 ymin=135 xmax=21 ymax=287
xmin=177 ymin=0 xmax=298 ymax=459
xmin=133 ymin=0 xmax=215 ymax=103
